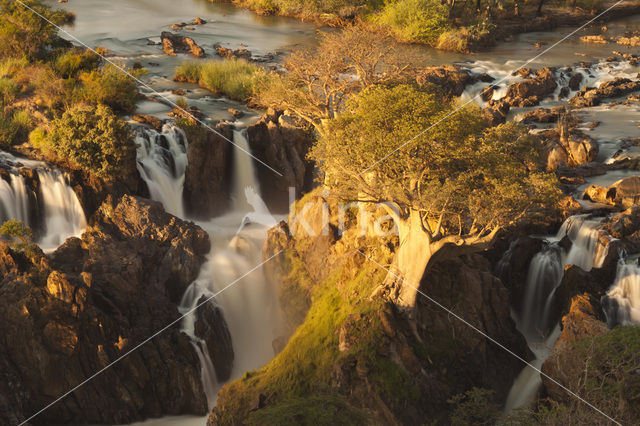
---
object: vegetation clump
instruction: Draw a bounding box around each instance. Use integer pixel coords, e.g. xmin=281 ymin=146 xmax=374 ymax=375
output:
xmin=34 ymin=103 xmax=134 ymax=180
xmin=0 ymin=219 xmax=42 ymax=259
xmin=175 ymin=59 xmax=263 ymax=101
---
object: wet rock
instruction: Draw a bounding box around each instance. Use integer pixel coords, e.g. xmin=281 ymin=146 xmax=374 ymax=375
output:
xmin=583 ymin=176 xmax=640 ymax=209
xmin=247 ymin=110 xmax=315 ymax=212
xmin=512 ymin=67 xmax=532 ymax=78
xmin=0 ymin=195 xmax=219 ymax=424
xmin=415 ymin=65 xmax=476 ymax=97
xmin=617 ymin=35 xmax=640 ymax=47
xmin=568 ymin=72 xmax=583 ymax=91
xmin=495 ymin=236 xmax=544 ymax=311
xmin=480 ymin=85 xmax=494 ymax=102
xmin=502 ymin=67 xmax=557 ymax=107
xmin=484 ymin=99 xmax=510 ymax=126
xmin=477 ymin=72 xmax=495 ymax=83
xmin=228 ymin=108 xmax=244 ymax=118
xmin=191 ymin=17 xmax=207 ymax=25
xmin=520 ymin=106 xmax=565 ymax=124
xmin=183 ymin=122 xmax=233 ymax=219
xmin=161 ymin=31 xmax=205 ymax=58
xmin=194 ymin=297 xmax=234 ymax=381
xmin=540 ymin=128 xmax=599 ymax=170
xmin=215 ymin=45 xmax=252 ymax=61
xmin=132 ymin=113 xmax=164 ymax=131
xmin=569 ymin=77 xmax=640 ymax=107
xmin=579 ymin=34 xmax=609 ymax=44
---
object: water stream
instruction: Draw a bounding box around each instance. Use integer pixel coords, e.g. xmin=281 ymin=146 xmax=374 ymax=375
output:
xmin=0 ymin=152 xmax=86 ymax=250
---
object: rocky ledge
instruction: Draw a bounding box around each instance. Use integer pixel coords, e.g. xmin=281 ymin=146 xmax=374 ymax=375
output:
xmin=0 ymin=195 xmax=232 ymax=425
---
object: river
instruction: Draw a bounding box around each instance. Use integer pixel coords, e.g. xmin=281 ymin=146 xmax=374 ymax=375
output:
xmin=35 ymin=0 xmax=640 ymax=423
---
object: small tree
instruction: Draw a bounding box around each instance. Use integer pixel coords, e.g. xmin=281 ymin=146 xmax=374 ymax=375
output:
xmin=1 ymin=219 xmax=33 ymax=248
xmin=253 ymin=27 xmax=408 ymax=137
xmin=309 ymin=84 xmax=560 ymax=309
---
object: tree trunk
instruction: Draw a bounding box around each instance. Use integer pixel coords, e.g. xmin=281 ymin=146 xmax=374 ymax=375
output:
xmin=383 ymin=209 xmax=432 ymax=310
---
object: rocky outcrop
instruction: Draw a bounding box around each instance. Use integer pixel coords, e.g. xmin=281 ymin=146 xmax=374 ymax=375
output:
xmin=214 ymin=44 xmax=252 ymax=61
xmin=161 ymin=31 xmax=205 ymax=57
xmin=0 ymin=195 xmax=231 ymax=424
xmin=583 ymin=175 xmax=640 ymax=209
xmin=247 ymin=110 xmax=315 ymax=212
xmin=496 ymin=236 xmax=544 ymax=311
xmin=537 ymin=128 xmax=599 ymax=171
xmin=183 ymin=123 xmax=233 ymax=219
xmin=502 ymin=67 xmax=557 ymax=107
xmin=484 ymin=99 xmax=510 ymax=126
xmin=195 ymin=298 xmax=234 ymax=381
xmin=415 ymin=65 xmax=476 ymax=97
xmin=520 ymin=106 xmax=565 ymax=125
xmin=569 ymin=77 xmax=640 ymax=107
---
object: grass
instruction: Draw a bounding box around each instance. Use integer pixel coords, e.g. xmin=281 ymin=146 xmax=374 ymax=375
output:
xmin=374 ymin=0 xmax=449 ymax=44
xmin=174 ymin=59 xmax=264 ymax=101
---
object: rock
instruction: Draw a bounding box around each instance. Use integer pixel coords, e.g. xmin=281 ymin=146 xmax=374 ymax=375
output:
xmin=227 ymin=108 xmax=244 ymax=118
xmin=480 ymin=85 xmax=494 ymax=102
xmin=477 ymin=72 xmax=495 ymax=83
xmin=629 ymin=93 xmax=640 ymax=102
xmin=0 ymin=195 xmax=224 ymax=424
xmin=617 ymin=35 xmax=640 ymax=47
xmin=583 ymin=176 xmax=640 ymax=209
xmin=495 ymin=236 xmax=544 ymax=311
xmin=520 ymin=106 xmax=565 ymax=124
xmin=161 ymin=31 xmax=205 ymax=58
xmin=183 ymin=122 xmax=233 ymax=219
xmin=246 ymin=110 xmax=315 ymax=212
xmin=194 ymin=297 xmax=234 ymax=381
xmin=132 ymin=113 xmax=164 ymax=131
xmin=415 ymin=65 xmax=476 ymax=97
xmin=215 ymin=45 xmax=252 ymax=61
xmin=502 ymin=67 xmax=557 ymax=107
xmin=569 ymin=77 xmax=640 ymax=108
xmin=191 ymin=17 xmax=207 ymax=25
xmin=484 ymin=99 xmax=510 ymax=126
xmin=568 ymin=72 xmax=583 ymax=91
xmin=580 ymin=34 xmax=609 ymax=44
xmin=512 ymin=67 xmax=532 ymax=78
xmin=540 ymin=129 xmax=599 ymax=170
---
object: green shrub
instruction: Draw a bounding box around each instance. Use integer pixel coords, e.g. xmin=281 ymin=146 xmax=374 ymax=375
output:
xmin=0 ymin=0 xmax=74 ymax=60
xmin=175 ymin=59 xmax=264 ymax=101
xmin=78 ymin=64 xmax=140 ymax=113
xmin=11 ymin=110 xmax=33 ymax=141
xmin=375 ymin=0 xmax=450 ymax=44
xmin=43 ymin=103 xmax=134 ymax=180
xmin=54 ymin=48 xmax=101 ymax=78
xmin=0 ymin=77 xmax=19 ymax=105
xmin=24 ymin=65 xmax=70 ymax=109
xmin=1 ymin=219 xmax=33 ymax=245
xmin=29 ymin=127 xmax=47 ymax=149
xmin=0 ymin=57 xmax=28 ymax=79
xmin=0 ymin=112 xmax=18 ymax=149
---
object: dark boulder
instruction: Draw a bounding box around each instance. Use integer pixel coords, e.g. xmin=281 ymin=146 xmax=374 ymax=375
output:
xmin=0 ymin=195 xmax=228 ymax=425
xmin=415 ymin=65 xmax=476 ymax=97
xmin=502 ymin=67 xmax=557 ymax=107
xmin=569 ymin=77 xmax=640 ymax=107
xmin=161 ymin=31 xmax=205 ymax=58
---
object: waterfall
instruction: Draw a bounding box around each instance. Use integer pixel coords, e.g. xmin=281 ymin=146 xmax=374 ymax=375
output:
xmin=602 ymin=261 xmax=640 ymax=327
xmin=135 ymin=122 xmax=282 ymax=408
xmin=134 ymin=124 xmax=188 ymax=217
xmin=0 ymin=152 xmax=86 ymax=250
xmin=0 ymin=174 xmax=29 ymax=225
xmin=506 ymin=214 xmax=609 ymax=411
xmin=36 ymin=169 xmax=87 ymax=249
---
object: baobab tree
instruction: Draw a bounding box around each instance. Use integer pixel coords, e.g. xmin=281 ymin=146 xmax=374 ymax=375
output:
xmin=309 ymin=84 xmax=560 ymax=309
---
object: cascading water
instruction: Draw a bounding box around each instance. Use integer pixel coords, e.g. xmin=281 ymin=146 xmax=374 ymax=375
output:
xmin=505 ymin=215 xmax=609 ymax=411
xmin=135 ymin=124 xmax=282 ymax=408
xmin=0 ymin=152 xmax=86 ymax=250
xmin=134 ymin=124 xmax=188 ymax=217
xmin=602 ymin=260 xmax=640 ymax=327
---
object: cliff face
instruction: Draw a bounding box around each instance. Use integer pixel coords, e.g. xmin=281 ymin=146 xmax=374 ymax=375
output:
xmin=0 ymin=195 xmax=232 ymax=425
xmin=210 ymin=189 xmax=529 ymax=425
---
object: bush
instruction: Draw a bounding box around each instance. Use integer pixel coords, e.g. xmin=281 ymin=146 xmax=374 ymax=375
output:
xmin=42 ymin=103 xmax=134 ymax=180
xmin=0 ymin=109 xmax=32 ymax=148
xmin=0 ymin=112 xmax=18 ymax=149
xmin=0 ymin=0 xmax=74 ymax=60
xmin=375 ymin=0 xmax=450 ymax=44
xmin=0 ymin=77 xmax=19 ymax=105
xmin=54 ymin=48 xmax=101 ymax=78
xmin=0 ymin=57 xmax=28 ymax=79
xmin=78 ymin=64 xmax=140 ymax=113
xmin=175 ymin=59 xmax=264 ymax=101
xmin=21 ymin=65 xmax=71 ymax=109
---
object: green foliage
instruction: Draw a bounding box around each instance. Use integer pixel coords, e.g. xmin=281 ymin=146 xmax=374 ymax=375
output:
xmin=78 ymin=64 xmax=140 ymax=113
xmin=1 ymin=219 xmax=33 ymax=243
xmin=375 ymin=0 xmax=450 ymax=44
xmin=0 ymin=57 xmax=28 ymax=79
xmin=0 ymin=109 xmax=32 ymax=148
xmin=25 ymin=64 xmax=71 ymax=109
xmin=0 ymin=0 xmax=74 ymax=60
xmin=0 ymin=77 xmax=19 ymax=105
xmin=54 ymin=48 xmax=101 ymax=78
xmin=176 ymin=59 xmax=264 ymax=101
xmin=230 ymin=0 xmax=370 ymax=17
xmin=309 ymin=84 xmax=560 ymax=235
xmin=42 ymin=103 xmax=134 ymax=180
xmin=449 ymin=388 xmax=501 ymax=425
xmin=245 ymin=394 xmax=369 ymax=425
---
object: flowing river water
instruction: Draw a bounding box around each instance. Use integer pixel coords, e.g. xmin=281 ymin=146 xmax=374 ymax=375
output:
xmin=11 ymin=0 xmax=640 ymax=422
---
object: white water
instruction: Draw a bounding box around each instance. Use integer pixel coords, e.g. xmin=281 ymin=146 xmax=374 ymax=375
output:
xmin=135 ymin=125 xmax=282 ymax=411
xmin=602 ymin=261 xmax=640 ymax=326
xmin=135 ymin=124 xmax=188 ymax=217
xmin=505 ymin=215 xmax=609 ymax=411
xmin=0 ymin=152 xmax=86 ymax=250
